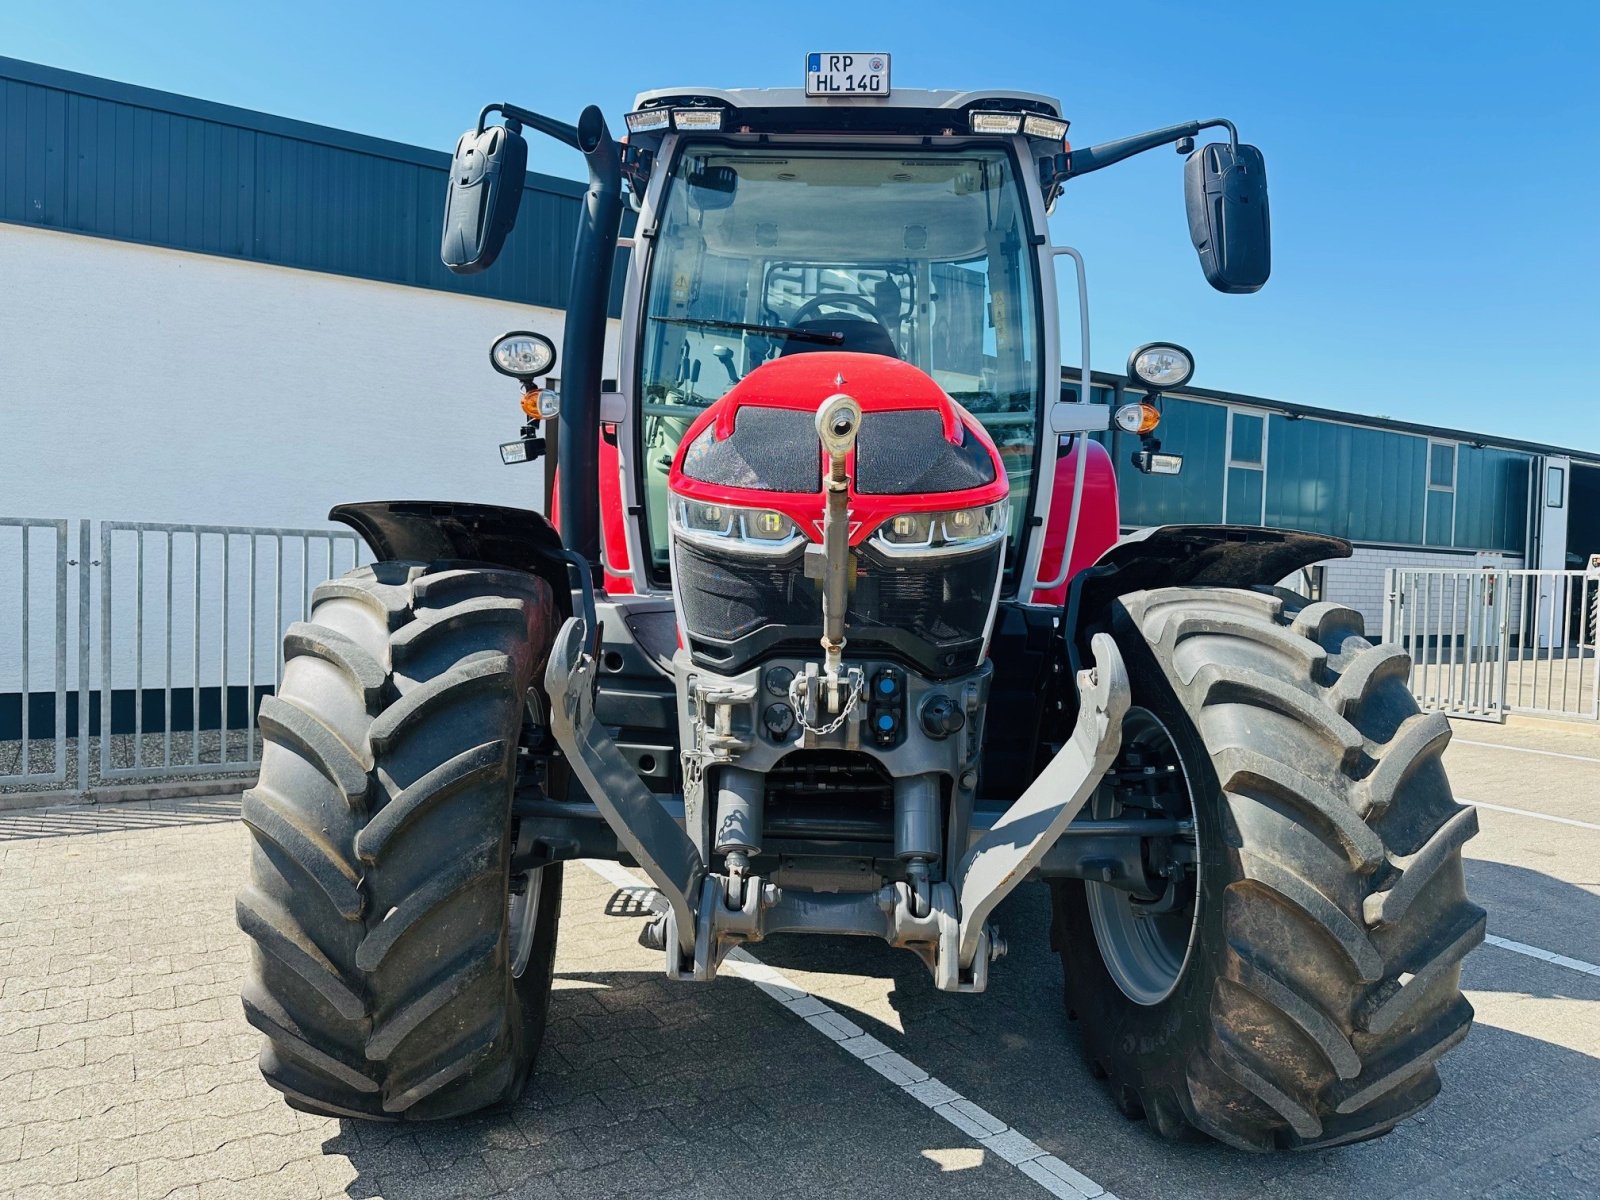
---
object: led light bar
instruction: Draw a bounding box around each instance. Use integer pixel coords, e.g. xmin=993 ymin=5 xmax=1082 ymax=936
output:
xmin=1133 ymin=451 xmax=1184 ymax=476
xmin=673 ymin=109 xmax=725 ymax=130
xmin=625 ymin=108 xmax=671 ymax=134
xmin=969 ymin=111 xmax=1023 ymax=135
xmin=501 ymin=438 xmax=542 ymax=465
xmin=1022 ymin=114 xmax=1070 ymax=142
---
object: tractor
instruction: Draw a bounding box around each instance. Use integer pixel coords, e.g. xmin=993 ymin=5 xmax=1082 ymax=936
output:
xmin=237 ymin=58 xmax=1483 ymax=1150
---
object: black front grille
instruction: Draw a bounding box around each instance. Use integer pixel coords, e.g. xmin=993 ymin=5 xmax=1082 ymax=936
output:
xmin=674 ymin=536 xmax=1001 ymax=677
xmin=673 ymin=540 xmax=818 ymax=643
xmin=851 ymin=543 xmax=999 ymax=654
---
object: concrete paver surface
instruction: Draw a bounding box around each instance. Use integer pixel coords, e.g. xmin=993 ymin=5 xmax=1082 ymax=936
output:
xmin=1 ymin=721 xmax=1597 ymax=1199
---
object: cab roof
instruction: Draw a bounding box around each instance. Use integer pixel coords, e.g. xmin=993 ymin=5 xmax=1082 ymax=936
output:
xmin=630 ymin=87 xmax=1066 ymax=139
xmin=632 ymin=86 xmax=1063 ymax=117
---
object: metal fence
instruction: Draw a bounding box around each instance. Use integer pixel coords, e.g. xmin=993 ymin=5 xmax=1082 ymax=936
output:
xmin=0 ymin=518 xmax=69 ymax=787
xmin=1385 ymin=567 xmax=1600 ymax=723
xmin=1 ymin=517 xmax=366 ymax=796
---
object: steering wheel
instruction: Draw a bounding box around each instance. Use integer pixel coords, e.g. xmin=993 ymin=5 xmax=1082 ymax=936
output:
xmin=790 ymin=292 xmax=888 ymax=328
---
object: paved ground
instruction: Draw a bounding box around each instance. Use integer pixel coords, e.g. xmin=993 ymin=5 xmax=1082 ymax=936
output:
xmin=2 ymin=719 xmax=1598 ymax=1199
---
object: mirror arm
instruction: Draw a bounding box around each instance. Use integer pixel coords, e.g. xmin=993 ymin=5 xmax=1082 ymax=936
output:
xmin=1062 ymin=117 xmax=1238 ymax=180
xmin=478 ymin=102 xmax=581 ymax=151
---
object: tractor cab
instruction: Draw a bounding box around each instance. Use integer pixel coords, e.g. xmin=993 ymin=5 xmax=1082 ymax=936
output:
xmin=617 ymin=87 xmax=1069 ymax=583
xmin=617 ymin=85 xmax=1068 ymax=582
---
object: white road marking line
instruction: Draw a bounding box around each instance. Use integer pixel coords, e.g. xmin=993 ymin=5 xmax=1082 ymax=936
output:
xmin=1483 ymin=933 xmax=1600 ymax=979
xmin=1465 ymin=799 xmax=1600 ymax=831
xmin=579 ymin=859 xmax=1116 ymax=1200
xmin=1453 ymin=737 xmax=1600 ymax=766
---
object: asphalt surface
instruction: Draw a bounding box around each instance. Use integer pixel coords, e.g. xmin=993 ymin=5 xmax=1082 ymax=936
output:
xmin=1 ymin=718 xmax=1597 ymax=1199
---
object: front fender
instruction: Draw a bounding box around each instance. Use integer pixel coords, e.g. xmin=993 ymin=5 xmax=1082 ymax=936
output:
xmin=330 ymin=500 xmax=573 ymax=618
xmin=1062 ymin=524 xmax=1350 ymax=669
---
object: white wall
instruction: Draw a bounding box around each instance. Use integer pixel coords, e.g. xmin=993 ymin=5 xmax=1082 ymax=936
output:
xmin=0 ymin=223 xmax=620 ymax=527
xmin=0 ymin=224 xmax=621 ymax=694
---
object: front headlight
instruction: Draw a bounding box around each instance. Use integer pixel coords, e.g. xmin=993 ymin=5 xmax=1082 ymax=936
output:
xmin=671 ymin=497 xmax=804 ymax=556
xmin=870 ymin=501 xmax=1009 ymax=556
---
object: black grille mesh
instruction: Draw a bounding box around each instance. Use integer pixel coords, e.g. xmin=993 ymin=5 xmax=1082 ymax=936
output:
xmin=854 ymin=410 xmax=996 ymax=495
xmin=674 ymin=542 xmax=818 ymax=642
xmin=850 ymin=544 xmax=999 ymax=651
xmin=680 ymin=407 xmax=821 ymax=493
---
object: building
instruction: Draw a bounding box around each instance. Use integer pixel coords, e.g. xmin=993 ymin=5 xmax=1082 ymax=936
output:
xmin=3 ymin=55 xmax=1596 ymax=640
xmin=0 ymin=55 xmax=625 ymax=536
xmin=1076 ymin=377 xmax=1597 ymax=628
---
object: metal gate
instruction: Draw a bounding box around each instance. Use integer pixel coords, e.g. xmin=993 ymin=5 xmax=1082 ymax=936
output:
xmin=1 ymin=517 xmax=366 ymax=798
xmin=0 ymin=518 xmax=70 ymax=787
xmin=95 ymin=521 xmax=367 ymax=786
xmin=1385 ymin=567 xmax=1600 ymax=723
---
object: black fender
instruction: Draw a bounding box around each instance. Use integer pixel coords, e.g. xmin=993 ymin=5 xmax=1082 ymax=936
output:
xmin=1062 ymin=524 xmax=1350 ymax=672
xmin=329 ymin=500 xmax=574 ymax=619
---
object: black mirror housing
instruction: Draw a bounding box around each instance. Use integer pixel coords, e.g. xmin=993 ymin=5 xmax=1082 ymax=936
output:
xmin=1184 ymin=142 xmax=1270 ymax=294
xmin=441 ymin=123 xmax=528 ymax=274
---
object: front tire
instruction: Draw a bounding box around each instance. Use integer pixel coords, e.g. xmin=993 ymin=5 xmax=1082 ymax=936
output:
xmin=238 ymin=561 xmax=564 ymax=1120
xmin=1052 ymin=587 xmax=1483 ymax=1150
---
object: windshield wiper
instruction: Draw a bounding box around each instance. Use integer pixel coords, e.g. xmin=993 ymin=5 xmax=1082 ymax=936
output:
xmin=653 ymin=317 xmax=844 ymax=345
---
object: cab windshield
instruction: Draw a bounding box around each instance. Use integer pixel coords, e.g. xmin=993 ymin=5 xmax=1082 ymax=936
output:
xmin=636 ymin=144 xmax=1043 ymax=577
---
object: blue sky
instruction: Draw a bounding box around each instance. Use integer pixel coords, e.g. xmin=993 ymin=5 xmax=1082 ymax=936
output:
xmin=5 ymin=0 xmax=1597 ymax=450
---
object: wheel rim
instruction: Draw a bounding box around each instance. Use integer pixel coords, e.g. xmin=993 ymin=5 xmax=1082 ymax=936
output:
xmin=1086 ymin=706 xmax=1202 ymax=1007
xmin=509 ymin=867 xmax=544 ymax=979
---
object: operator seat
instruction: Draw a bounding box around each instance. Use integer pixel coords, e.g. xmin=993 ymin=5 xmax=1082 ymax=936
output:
xmin=779 ymin=318 xmax=899 ymax=359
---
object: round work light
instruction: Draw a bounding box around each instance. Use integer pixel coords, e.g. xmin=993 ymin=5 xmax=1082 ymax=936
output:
xmin=1127 ymin=342 xmax=1195 ymax=391
xmin=490 ymin=331 xmax=557 ymax=381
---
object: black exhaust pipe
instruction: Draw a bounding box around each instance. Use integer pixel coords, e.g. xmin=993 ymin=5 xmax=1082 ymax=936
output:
xmin=557 ymin=105 xmax=624 ymax=574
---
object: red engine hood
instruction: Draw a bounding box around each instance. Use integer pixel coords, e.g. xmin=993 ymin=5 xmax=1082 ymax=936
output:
xmin=666 ymin=352 xmax=1009 ymax=544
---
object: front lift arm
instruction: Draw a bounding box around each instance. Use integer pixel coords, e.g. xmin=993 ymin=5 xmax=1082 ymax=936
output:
xmin=952 ymin=632 xmax=1129 ymax=969
xmin=546 ymin=618 xmax=705 ymax=966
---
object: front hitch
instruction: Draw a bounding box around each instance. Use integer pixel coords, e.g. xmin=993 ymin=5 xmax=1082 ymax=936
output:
xmin=548 ymin=619 xmax=1130 ymax=992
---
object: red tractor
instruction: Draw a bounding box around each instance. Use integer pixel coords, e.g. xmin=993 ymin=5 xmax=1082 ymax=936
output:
xmin=238 ymin=59 xmax=1482 ymax=1150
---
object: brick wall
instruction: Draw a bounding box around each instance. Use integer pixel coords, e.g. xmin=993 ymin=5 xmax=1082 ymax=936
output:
xmin=1314 ymin=545 xmax=1521 ymax=636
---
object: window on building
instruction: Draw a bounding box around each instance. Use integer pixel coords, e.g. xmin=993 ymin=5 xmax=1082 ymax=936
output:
xmin=1426 ymin=441 xmax=1457 ymax=546
xmin=1225 ymin=410 xmax=1267 ymax=526
xmin=1547 ymin=465 xmax=1566 ymax=508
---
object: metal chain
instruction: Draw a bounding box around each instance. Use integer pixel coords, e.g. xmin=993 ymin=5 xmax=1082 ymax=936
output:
xmin=789 ymin=672 xmax=864 ymax=738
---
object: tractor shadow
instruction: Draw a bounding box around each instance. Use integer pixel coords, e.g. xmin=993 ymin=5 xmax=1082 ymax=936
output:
xmin=322 ymin=866 xmax=1600 ymax=1199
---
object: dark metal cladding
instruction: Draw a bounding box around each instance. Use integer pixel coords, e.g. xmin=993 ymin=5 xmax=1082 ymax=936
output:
xmin=680 ymin=408 xmax=822 ymax=493
xmin=0 ymin=56 xmax=631 ymax=314
xmin=854 ymin=409 xmax=996 ymax=495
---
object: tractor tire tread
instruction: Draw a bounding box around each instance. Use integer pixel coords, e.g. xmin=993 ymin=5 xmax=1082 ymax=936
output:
xmin=1058 ymin=585 xmax=1479 ymax=1151
xmin=239 ymin=560 xmax=560 ymax=1121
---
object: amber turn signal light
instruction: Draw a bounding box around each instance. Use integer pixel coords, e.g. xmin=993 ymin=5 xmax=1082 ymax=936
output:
xmin=1113 ymin=401 xmax=1162 ymax=435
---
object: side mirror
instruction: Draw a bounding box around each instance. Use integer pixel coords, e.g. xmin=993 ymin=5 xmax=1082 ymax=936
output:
xmin=441 ymin=123 xmax=528 ymax=274
xmin=1184 ymin=142 xmax=1270 ymax=294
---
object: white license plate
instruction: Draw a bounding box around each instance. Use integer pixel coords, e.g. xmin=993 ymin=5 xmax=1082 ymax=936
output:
xmin=805 ymin=52 xmax=890 ymax=98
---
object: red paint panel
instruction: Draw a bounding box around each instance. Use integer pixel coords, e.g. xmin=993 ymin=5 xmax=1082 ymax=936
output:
xmin=1030 ymin=437 xmax=1120 ymax=607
